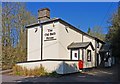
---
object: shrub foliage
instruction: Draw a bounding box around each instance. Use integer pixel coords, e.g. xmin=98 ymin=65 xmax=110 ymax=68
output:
xmin=13 ymin=64 xmax=48 ymax=76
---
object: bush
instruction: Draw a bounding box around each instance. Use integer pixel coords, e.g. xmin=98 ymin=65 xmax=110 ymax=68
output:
xmin=48 ymin=71 xmax=59 ymax=77
xmin=13 ymin=64 xmax=48 ymax=76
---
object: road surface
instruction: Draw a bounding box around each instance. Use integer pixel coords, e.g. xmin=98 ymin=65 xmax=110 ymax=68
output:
xmin=2 ymin=64 xmax=120 ymax=83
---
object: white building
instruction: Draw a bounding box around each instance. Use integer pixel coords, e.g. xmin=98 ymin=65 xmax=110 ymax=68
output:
xmin=17 ymin=8 xmax=104 ymax=74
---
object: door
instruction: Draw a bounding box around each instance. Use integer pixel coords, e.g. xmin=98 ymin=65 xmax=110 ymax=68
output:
xmin=97 ymin=53 xmax=99 ymax=66
xmin=72 ymin=50 xmax=79 ymax=60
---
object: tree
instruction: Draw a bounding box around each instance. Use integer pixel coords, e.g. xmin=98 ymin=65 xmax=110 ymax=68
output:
xmin=106 ymin=5 xmax=120 ymax=60
xmin=2 ymin=2 xmax=36 ymax=69
xmin=87 ymin=26 xmax=105 ymax=41
xmin=87 ymin=27 xmax=91 ymax=34
xmin=0 ymin=3 xmax=2 ymax=68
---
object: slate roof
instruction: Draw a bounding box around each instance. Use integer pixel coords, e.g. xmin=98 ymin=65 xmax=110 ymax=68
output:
xmin=67 ymin=42 xmax=94 ymax=50
xmin=100 ymin=43 xmax=111 ymax=52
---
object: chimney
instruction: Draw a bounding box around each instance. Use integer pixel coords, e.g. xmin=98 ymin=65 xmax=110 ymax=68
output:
xmin=38 ymin=8 xmax=50 ymax=21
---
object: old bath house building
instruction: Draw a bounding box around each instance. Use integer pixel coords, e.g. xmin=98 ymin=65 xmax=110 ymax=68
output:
xmin=17 ymin=8 xmax=105 ymax=74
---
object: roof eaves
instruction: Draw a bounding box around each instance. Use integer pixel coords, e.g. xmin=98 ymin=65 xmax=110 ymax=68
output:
xmin=25 ymin=18 xmax=104 ymax=43
xmin=58 ymin=19 xmax=96 ymax=40
xmin=94 ymin=37 xmax=105 ymax=44
xmin=25 ymin=18 xmax=60 ymax=28
xmin=67 ymin=42 xmax=91 ymax=49
xmin=59 ymin=19 xmax=105 ymax=43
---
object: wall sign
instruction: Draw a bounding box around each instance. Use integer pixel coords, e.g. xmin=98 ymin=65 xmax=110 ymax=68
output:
xmin=44 ymin=28 xmax=56 ymax=41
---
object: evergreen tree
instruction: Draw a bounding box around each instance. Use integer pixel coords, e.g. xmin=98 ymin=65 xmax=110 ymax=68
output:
xmin=106 ymin=5 xmax=120 ymax=60
xmin=87 ymin=27 xmax=91 ymax=34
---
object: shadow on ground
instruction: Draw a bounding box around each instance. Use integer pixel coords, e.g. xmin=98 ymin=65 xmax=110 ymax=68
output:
xmin=15 ymin=67 xmax=119 ymax=83
xmin=2 ymin=63 xmax=118 ymax=83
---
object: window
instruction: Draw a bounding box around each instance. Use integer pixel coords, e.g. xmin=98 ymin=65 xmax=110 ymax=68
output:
xmin=97 ymin=42 xmax=99 ymax=48
xmin=71 ymin=49 xmax=79 ymax=60
xmin=75 ymin=53 xmax=77 ymax=58
xmin=87 ymin=50 xmax=91 ymax=61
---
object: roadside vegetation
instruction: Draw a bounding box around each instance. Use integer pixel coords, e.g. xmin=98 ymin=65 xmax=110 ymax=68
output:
xmin=13 ymin=64 xmax=58 ymax=77
xmin=48 ymin=71 xmax=59 ymax=77
xmin=13 ymin=64 xmax=48 ymax=76
xmin=87 ymin=26 xmax=105 ymax=41
xmin=106 ymin=5 xmax=120 ymax=61
xmin=2 ymin=2 xmax=36 ymax=70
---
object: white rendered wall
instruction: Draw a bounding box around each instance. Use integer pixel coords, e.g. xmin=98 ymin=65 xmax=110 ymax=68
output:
xmin=26 ymin=20 xmax=103 ymax=70
xmin=97 ymin=42 xmax=103 ymax=53
xmin=27 ymin=26 xmax=41 ymax=61
xmin=83 ymin=45 xmax=95 ymax=68
xmin=96 ymin=42 xmax=103 ymax=65
xmin=17 ymin=61 xmax=62 ymax=73
xmin=42 ymin=22 xmax=59 ymax=59
xmin=79 ymin=49 xmax=83 ymax=60
xmin=17 ymin=61 xmax=79 ymax=74
xmin=83 ymin=35 xmax=96 ymax=67
xmin=58 ymin=22 xmax=82 ymax=59
xmin=83 ymin=35 xmax=95 ymax=48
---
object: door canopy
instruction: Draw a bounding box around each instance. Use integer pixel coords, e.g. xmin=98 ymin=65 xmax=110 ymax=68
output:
xmin=67 ymin=42 xmax=94 ymax=50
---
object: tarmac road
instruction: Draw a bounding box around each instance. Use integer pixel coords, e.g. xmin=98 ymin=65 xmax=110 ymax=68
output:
xmin=1 ymin=64 xmax=120 ymax=83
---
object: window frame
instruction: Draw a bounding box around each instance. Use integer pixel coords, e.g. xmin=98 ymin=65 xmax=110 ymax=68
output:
xmin=74 ymin=53 xmax=77 ymax=58
xmin=87 ymin=49 xmax=91 ymax=62
xmin=97 ymin=42 xmax=99 ymax=48
xmin=71 ymin=49 xmax=79 ymax=60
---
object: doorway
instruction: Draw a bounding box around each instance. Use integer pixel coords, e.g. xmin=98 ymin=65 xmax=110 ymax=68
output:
xmin=97 ymin=53 xmax=99 ymax=66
